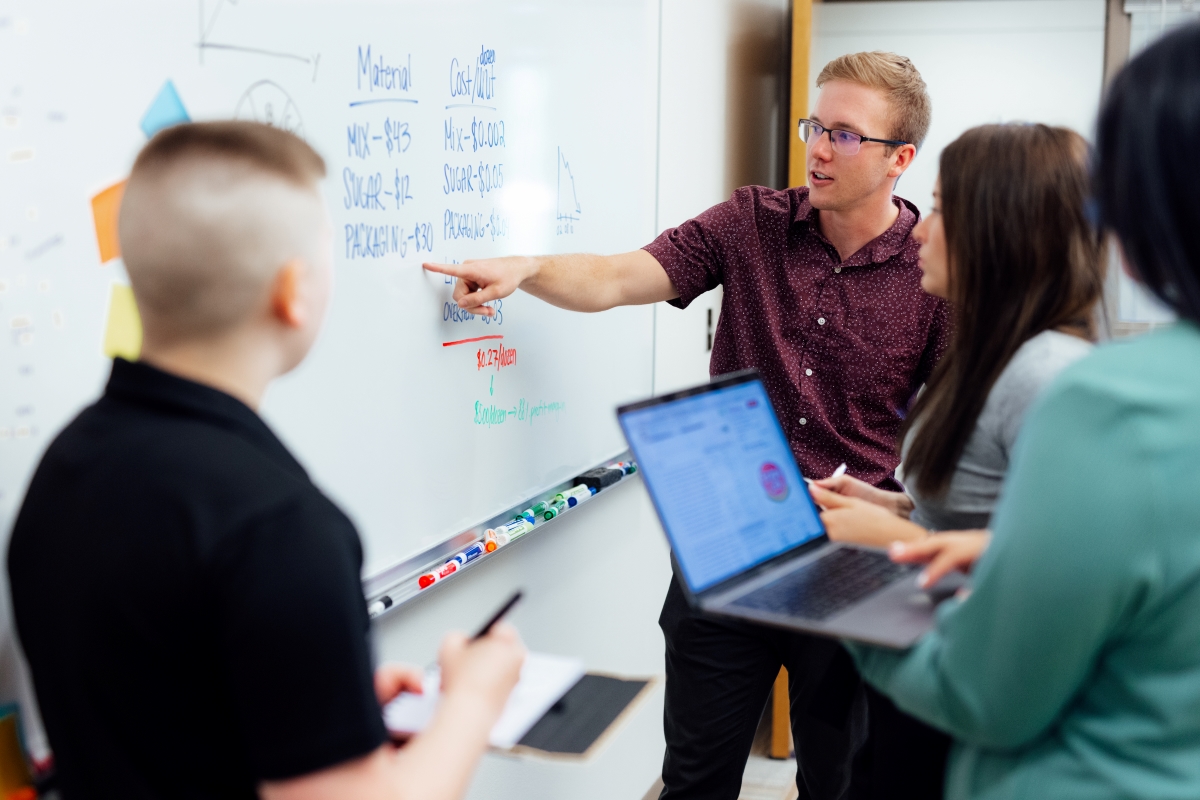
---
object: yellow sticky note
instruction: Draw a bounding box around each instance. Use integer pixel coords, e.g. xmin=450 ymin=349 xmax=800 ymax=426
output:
xmin=90 ymin=179 xmax=126 ymax=264
xmin=103 ymin=283 xmax=142 ymax=360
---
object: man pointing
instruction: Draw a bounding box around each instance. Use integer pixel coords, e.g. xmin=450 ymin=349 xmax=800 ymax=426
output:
xmin=426 ymin=51 xmax=948 ymax=800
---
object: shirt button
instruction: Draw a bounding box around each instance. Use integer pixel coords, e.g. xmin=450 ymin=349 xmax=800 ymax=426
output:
xmin=805 ymin=369 xmax=812 ymax=376
xmin=799 ymin=418 xmax=807 ymax=425
xmin=817 ymin=317 xmax=826 ymax=325
xmin=834 ymin=267 xmax=842 ymax=274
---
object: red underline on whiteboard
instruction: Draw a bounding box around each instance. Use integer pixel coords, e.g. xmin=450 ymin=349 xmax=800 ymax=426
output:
xmin=442 ymin=335 xmax=504 ymax=347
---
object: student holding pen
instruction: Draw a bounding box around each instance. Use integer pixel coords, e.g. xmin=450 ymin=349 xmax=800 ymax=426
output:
xmin=838 ymin=25 xmax=1200 ymax=799
xmin=7 ymin=122 xmax=525 ymax=800
xmin=809 ymin=121 xmax=1103 ymax=551
xmin=428 ymin=51 xmax=948 ymax=800
xmin=804 ymin=121 xmax=1104 ymax=793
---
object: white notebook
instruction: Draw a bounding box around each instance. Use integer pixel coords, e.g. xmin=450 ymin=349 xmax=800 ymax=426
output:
xmin=383 ymin=651 xmax=586 ymax=749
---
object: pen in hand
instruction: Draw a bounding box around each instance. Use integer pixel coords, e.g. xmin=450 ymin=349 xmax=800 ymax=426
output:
xmin=472 ymin=590 xmax=523 ymax=640
xmin=805 ymin=462 xmax=847 ymax=487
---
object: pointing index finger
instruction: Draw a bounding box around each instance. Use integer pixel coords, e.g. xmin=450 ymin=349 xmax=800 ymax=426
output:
xmin=422 ymin=261 xmax=464 ymax=277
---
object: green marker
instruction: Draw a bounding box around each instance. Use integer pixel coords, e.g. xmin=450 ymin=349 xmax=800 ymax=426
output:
xmin=544 ymin=499 xmax=568 ymax=520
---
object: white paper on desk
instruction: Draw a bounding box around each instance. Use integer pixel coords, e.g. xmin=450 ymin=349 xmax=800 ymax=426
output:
xmin=383 ymin=651 xmax=586 ymax=749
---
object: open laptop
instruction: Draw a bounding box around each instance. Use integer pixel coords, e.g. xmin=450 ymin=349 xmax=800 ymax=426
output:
xmin=618 ymin=369 xmax=950 ymax=649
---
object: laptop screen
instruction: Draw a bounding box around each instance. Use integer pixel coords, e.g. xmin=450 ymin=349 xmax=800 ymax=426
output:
xmin=619 ymin=378 xmax=825 ymax=593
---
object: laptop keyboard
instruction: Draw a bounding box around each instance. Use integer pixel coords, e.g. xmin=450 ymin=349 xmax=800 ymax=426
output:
xmin=730 ymin=548 xmax=913 ymax=622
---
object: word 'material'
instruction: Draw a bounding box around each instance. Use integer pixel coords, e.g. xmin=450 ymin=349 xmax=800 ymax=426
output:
xmin=358 ymin=45 xmax=413 ymax=93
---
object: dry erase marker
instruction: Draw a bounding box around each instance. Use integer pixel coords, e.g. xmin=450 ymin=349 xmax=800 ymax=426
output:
xmin=368 ymin=595 xmax=394 ymax=616
xmin=451 ymin=542 xmax=486 ymax=567
xmin=484 ymin=528 xmax=498 ymax=551
xmin=501 ymin=518 xmax=534 ymax=538
xmin=558 ymin=485 xmax=593 ymax=504
xmin=544 ymin=499 xmax=568 ymax=520
xmin=523 ymin=501 xmax=549 ymax=517
xmin=418 ymin=571 xmax=440 ymax=589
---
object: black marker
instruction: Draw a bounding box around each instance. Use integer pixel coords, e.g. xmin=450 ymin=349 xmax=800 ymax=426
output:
xmin=368 ymin=595 xmax=394 ymax=618
xmin=471 ymin=590 xmax=523 ymax=640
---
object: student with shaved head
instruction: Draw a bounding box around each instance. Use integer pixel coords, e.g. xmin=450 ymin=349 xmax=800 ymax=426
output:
xmin=8 ymin=121 xmax=524 ymax=800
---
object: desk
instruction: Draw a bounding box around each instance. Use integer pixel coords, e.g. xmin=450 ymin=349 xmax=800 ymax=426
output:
xmin=373 ymin=480 xmax=673 ymax=800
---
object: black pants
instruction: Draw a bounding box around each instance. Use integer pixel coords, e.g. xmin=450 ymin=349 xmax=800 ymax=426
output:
xmin=658 ymin=575 xmax=951 ymax=800
xmin=848 ymin=685 xmax=952 ymax=800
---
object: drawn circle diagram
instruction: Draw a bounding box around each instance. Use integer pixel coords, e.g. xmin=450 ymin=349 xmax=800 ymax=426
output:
xmin=760 ymin=462 xmax=790 ymax=502
xmin=234 ymin=80 xmax=305 ymax=138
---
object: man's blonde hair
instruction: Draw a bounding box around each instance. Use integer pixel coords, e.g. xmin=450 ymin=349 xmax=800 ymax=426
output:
xmin=816 ymin=51 xmax=932 ymax=149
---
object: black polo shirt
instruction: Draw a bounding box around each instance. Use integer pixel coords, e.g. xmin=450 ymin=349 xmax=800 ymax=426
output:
xmin=8 ymin=359 xmax=386 ymax=799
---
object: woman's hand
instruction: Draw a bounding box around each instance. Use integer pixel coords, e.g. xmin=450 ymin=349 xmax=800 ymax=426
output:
xmin=808 ymin=484 xmax=928 ymax=548
xmin=813 ymin=474 xmax=915 ymax=519
xmin=889 ymin=531 xmax=991 ymax=589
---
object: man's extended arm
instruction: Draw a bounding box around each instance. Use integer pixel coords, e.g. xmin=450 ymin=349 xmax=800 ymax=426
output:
xmin=423 ymin=250 xmax=678 ymax=315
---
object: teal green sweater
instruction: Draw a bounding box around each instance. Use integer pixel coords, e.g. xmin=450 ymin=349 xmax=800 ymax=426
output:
xmin=850 ymin=323 xmax=1200 ymax=799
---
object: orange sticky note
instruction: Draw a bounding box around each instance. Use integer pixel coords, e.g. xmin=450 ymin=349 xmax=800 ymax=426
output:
xmin=90 ymin=179 xmax=126 ymax=264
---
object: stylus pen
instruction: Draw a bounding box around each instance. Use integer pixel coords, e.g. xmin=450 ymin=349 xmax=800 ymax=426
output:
xmin=472 ymin=590 xmax=523 ymax=640
xmin=804 ymin=462 xmax=847 ymax=487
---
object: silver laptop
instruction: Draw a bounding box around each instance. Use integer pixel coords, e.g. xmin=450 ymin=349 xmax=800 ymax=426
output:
xmin=618 ymin=369 xmax=951 ymax=649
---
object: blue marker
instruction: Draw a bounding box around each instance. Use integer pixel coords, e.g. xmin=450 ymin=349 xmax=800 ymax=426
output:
xmin=451 ymin=542 xmax=487 ymax=566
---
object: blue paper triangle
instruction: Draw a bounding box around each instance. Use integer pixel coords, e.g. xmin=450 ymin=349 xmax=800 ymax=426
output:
xmin=140 ymin=80 xmax=190 ymax=138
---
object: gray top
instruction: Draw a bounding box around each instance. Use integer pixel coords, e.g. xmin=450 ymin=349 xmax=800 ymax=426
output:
xmin=903 ymin=330 xmax=1093 ymax=531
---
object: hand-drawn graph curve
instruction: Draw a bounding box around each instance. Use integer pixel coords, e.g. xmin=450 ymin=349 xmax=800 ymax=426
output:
xmin=198 ymin=0 xmax=321 ymax=81
xmin=556 ymin=147 xmax=581 ymax=235
xmin=234 ymin=80 xmax=305 ymax=138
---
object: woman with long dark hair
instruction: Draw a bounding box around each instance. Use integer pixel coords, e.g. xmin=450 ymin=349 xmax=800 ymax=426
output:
xmin=811 ymin=123 xmax=1103 ymax=552
xmin=839 ymin=23 xmax=1200 ymax=799
xmin=808 ymin=122 xmax=1104 ymax=798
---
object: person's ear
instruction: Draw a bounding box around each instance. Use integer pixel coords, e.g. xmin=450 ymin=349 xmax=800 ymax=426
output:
xmin=888 ymin=143 xmax=917 ymax=178
xmin=270 ymin=259 xmax=308 ymax=329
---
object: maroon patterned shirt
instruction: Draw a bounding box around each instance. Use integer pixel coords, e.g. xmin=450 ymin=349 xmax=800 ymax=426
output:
xmin=644 ymin=185 xmax=950 ymax=490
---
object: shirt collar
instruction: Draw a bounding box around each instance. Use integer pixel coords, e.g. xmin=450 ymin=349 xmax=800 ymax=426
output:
xmin=105 ymin=358 xmax=309 ymax=481
xmin=792 ymin=188 xmax=920 ymax=267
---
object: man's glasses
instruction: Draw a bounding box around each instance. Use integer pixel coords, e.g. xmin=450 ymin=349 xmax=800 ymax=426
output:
xmin=798 ymin=119 xmax=908 ymax=156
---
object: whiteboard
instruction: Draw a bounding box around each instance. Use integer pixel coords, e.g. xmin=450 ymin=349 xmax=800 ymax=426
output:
xmin=0 ymin=0 xmax=659 ymax=578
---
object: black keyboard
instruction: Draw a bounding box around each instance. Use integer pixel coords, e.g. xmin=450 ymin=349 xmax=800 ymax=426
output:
xmin=730 ymin=547 xmax=912 ymax=622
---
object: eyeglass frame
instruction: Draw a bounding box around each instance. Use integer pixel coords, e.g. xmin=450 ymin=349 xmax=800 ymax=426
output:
xmin=797 ymin=118 xmax=909 ymax=154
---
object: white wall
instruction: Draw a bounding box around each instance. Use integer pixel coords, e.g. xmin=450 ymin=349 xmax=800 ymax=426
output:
xmin=654 ymin=0 xmax=790 ymax=396
xmin=1112 ymin=3 xmax=1197 ymax=325
xmin=812 ymin=0 xmax=1107 ymax=218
